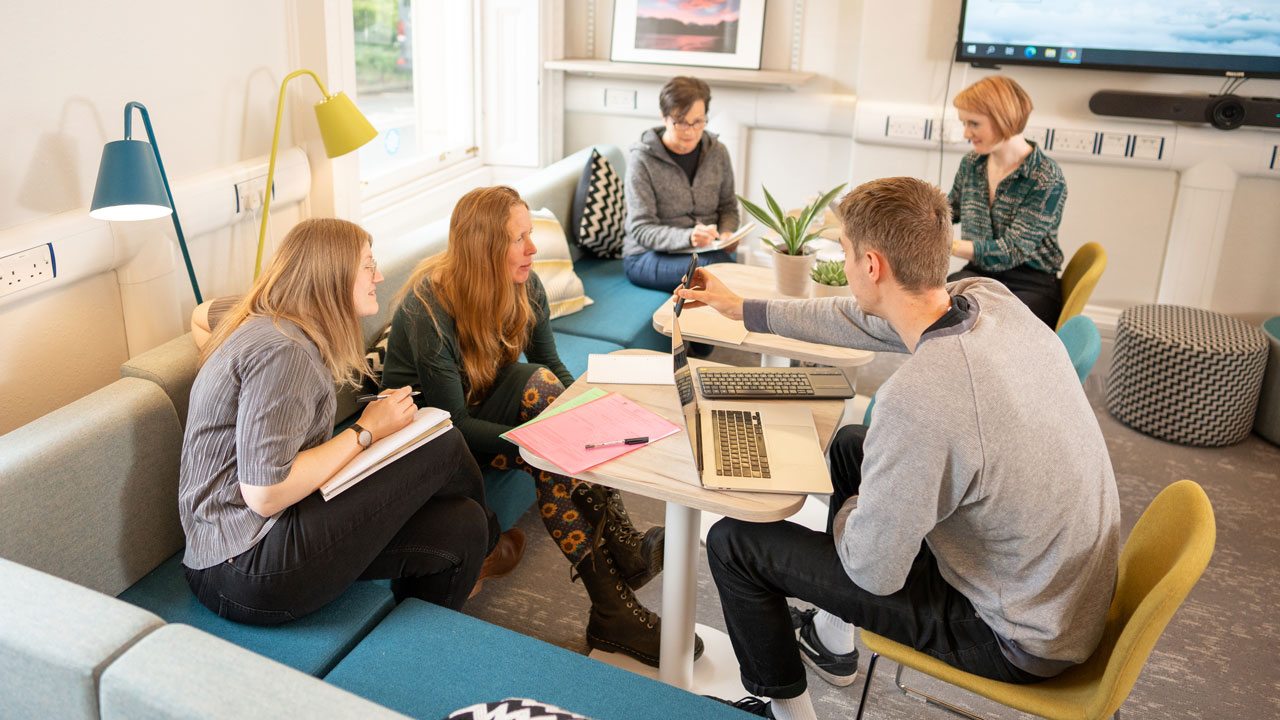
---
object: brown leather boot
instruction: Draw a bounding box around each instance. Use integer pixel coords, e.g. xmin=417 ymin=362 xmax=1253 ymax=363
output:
xmin=470 ymin=528 xmax=525 ymax=599
xmin=571 ymin=484 xmax=664 ymax=589
xmin=576 ymin=546 xmax=702 ymax=668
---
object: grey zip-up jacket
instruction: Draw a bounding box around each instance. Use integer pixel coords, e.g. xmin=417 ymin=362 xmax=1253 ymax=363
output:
xmin=742 ymin=277 xmax=1120 ymax=674
xmin=622 ymin=127 xmax=738 ymax=257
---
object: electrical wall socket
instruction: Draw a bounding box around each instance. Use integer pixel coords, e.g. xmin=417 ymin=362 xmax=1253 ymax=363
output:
xmin=0 ymin=243 xmax=55 ymax=298
xmin=604 ymin=88 xmax=637 ymax=110
xmin=1132 ymin=136 xmax=1164 ymax=160
xmin=886 ymin=116 xmax=928 ymax=140
xmin=1053 ymin=129 xmax=1097 ymax=154
xmin=234 ymin=175 xmax=274 ymax=214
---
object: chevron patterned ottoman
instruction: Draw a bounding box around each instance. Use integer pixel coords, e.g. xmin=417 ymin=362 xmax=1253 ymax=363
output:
xmin=1106 ymin=304 xmax=1268 ymax=446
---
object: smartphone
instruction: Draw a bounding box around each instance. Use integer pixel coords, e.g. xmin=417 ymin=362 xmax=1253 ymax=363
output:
xmin=673 ymin=253 xmax=700 ymax=317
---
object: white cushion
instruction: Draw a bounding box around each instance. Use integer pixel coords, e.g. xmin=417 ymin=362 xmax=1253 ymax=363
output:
xmin=530 ymin=208 xmax=593 ymax=319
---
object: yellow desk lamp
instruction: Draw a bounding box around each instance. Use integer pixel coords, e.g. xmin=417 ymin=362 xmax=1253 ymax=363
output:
xmin=255 ymin=69 xmax=377 ymax=278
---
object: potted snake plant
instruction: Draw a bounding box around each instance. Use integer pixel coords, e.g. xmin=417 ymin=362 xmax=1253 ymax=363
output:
xmin=738 ymin=183 xmax=846 ymax=297
xmin=809 ymin=259 xmax=850 ymax=298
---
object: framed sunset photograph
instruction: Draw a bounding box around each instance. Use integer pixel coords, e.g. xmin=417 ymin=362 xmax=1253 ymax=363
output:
xmin=610 ymin=0 xmax=766 ymax=70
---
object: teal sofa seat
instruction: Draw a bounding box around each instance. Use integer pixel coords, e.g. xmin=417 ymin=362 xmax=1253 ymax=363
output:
xmin=552 ymin=257 xmax=672 ymax=352
xmin=549 ymin=331 xmax=627 ymax=377
xmin=325 ymin=598 xmax=748 ymax=720
xmin=118 ymin=554 xmax=394 ymax=677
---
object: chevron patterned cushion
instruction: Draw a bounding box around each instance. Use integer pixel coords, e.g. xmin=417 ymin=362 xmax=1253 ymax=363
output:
xmin=570 ymin=149 xmax=626 ymax=258
xmin=446 ymin=698 xmax=594 ymax=720
xmin=1106 ymin=304 xmax=1268 ymax=447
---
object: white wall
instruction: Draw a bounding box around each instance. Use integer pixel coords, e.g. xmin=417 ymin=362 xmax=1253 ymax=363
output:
xmin=563 ymin=0 xmax=1280 ymax=318
xmin=563 ymin=0 xmax=859 ymax=219
xmin=0 ymin=1 xmax=312 ymax=433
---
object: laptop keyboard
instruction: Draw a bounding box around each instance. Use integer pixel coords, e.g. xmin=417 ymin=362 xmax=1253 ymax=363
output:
xmin=698 ymin=370 xmax=816 ymax=397
xmin=711 ymin=409 xmax=771 ymax=478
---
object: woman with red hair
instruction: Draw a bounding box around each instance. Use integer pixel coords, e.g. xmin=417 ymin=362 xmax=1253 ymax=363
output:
xmin=948 ymin=76 xmax=1068 ymax=327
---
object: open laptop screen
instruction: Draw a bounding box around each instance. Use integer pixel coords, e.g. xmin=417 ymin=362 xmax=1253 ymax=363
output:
xmin=670 ymin=311 xmax=702 ymax=472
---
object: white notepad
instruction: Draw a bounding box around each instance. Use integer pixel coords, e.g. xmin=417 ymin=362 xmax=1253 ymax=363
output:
xmin=586 ymin=354 xmax=675 ymax=385
xmin=669 ymin=222 xmax=755 ymax=254
xmin=321 ymin=407 xmax=454 ymax=501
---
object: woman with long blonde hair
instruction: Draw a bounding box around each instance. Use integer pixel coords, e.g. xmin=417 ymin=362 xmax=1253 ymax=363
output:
xmin=382 ymin=186 xmax=697 ymax=667
xmin=179 ymin=218 xmax=495 ymax=624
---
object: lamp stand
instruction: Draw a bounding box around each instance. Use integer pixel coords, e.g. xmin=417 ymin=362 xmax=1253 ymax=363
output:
xmin=124 ymin=102 xmax=202 ymax=304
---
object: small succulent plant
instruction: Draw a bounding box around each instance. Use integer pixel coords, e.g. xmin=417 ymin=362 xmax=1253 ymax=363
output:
xmin=810 ymin=259 xmax=848 ymax=286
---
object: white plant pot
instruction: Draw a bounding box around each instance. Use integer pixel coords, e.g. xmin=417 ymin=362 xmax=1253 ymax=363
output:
xmin=773 ymin=250 xmax=817 ymax=297
xmin=810 ymin=280 xmax=850 ymax=298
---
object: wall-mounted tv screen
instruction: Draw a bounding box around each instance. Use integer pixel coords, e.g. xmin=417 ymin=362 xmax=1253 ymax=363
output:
xmin=955 ymin=0 xmax=1280 ymax=79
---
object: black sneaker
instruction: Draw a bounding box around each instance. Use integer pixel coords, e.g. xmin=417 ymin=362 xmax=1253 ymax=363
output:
xmin=791 ymin=606 xmax=860 ymax=687
xmin=705 ymin=696 xmax=774 ymax=718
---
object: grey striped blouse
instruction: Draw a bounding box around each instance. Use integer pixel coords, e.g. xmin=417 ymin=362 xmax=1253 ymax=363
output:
xmin=179 ymin=316 xmax=336 ymax=570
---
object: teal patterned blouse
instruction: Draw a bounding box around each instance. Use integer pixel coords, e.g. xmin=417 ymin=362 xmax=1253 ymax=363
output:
xmin=948 ymin=141 xmax=1066 ymax=274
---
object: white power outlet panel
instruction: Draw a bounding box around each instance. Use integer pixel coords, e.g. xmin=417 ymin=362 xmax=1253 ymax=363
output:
xmin=886 ymin=116 xmax=929 ymax=140
xmin=1053 ymin=129 xmax=1097 ymax=154
xmin=604 ymin=88 xmax=637 ymax=110
xmin=0 ymin=243 xmax=56 ymax=298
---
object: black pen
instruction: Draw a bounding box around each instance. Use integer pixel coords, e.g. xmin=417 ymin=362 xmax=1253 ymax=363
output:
xmin=356 ymin=391 xmax=422 ymax=403
xmin=584 ymin=437 xmax=649 ymax=449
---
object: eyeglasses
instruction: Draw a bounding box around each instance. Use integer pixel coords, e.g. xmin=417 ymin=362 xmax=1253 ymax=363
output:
xmin=670 ymin=117 xmax=707 ymax=131
xmin=361 ymin=259 xmax=378 ymax=279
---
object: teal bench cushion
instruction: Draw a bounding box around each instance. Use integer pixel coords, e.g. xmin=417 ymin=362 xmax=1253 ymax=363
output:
xmin=117 ymin=553 xmax=394 ymax=677
xmin=324 ymin=598 xmax=749 ymax=720
xmin=552 ymin=258 xmax=670 ymax=351
xmin=484 ymin=467 xmax=535 ymax=531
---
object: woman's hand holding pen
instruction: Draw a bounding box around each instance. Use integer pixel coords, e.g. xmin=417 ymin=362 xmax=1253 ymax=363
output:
xmin=690 ymin=224 xmax=719 ymax=247
xmin=357 ymin=385 xmax=416 ymax=442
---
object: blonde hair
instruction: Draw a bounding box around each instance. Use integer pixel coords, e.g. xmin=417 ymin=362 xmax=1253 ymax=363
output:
xmin=396 ymin=186 xmax=534 ymax=404
xmin=201 ymin=218 xmax=371 ymax=387
xmin=953 ymin=76 xmax=1034 ymax=141
xmin=838 ymin=177 xmax=952 ymax=292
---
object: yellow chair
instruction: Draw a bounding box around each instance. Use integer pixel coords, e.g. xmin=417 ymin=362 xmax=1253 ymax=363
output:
xmin=1056 ymin=242 xmax=1108 ymax=331
xmin=854 ymin=480 xmax=1216 ymax=720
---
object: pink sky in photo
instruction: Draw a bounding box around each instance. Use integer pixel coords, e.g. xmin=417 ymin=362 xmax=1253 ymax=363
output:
xmin=636 ymin=0 xmax=741 ymax=25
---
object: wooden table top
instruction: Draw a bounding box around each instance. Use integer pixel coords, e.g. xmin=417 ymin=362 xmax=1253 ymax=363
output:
xmin=650 ymin=263 xmax=874 ymax=368
xmin=518 ymin=350 xmax=846 ymax=522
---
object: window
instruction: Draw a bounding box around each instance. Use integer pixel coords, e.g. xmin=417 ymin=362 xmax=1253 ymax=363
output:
xmin=353 ymin=0 xmax=479 ymax=194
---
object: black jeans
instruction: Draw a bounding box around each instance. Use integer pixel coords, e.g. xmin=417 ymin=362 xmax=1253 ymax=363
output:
xmin=706 ymin=425 xmax=1040 ymax=699
xmin=949 ymin=264 xmax=1062 ymax=328
xmin=185 ymin=428 xmax=496 ymax=625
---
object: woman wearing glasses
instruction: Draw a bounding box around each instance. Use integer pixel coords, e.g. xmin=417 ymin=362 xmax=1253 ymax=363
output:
xmin=179 ymin=218 xmax=496 ymax=624
xmin=622 ymin=75 xmax=740 ymax=291
xmin=381 ymin=185 xmax=691 ymax=668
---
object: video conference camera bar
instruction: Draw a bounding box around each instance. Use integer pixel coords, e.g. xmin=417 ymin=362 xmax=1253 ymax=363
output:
xmin=1090 ymin=90 xmax=1280 ymax=131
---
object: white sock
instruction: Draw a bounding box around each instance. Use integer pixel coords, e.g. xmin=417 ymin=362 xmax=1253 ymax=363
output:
xmin=770 ymin=691 xmax=819 ymax=720
xmin=814 ymin=609 xmax=857 ymax=655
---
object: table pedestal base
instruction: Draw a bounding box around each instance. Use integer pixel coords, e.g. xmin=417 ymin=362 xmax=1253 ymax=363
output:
xmin=588 ymin=623 xmax=748 ymax=700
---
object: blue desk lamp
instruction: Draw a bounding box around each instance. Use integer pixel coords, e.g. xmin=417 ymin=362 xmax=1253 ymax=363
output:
xmin=90 ymin=101 xmax=202 ymax=303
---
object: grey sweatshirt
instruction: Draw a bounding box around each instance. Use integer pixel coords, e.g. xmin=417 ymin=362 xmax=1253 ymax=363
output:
xmin=622 ymin=127 xmax=739 ymax=256
xmin=743 ymin=277 xmax=1120 ymax=672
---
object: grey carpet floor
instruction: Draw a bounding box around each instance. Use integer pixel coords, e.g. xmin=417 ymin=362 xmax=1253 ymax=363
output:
xmin=464 ymin=347 xmax=1280 ymax=719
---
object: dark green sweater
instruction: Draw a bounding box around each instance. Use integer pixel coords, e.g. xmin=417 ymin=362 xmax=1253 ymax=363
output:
xmin=380 ymin=273 xmax=573 ymax=457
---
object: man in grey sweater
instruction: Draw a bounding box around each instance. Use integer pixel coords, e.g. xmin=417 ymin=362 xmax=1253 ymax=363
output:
xmin=677 ymin=177 xmax=1119 ymax=720
xmin=622 ymin=76 xmax=739 ymax=291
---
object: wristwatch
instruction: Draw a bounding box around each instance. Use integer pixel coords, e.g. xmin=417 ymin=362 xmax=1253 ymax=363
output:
xmin=350 ymin=423 xmax=373 ymax=450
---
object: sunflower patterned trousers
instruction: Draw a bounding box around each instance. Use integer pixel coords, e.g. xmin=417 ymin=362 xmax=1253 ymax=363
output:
xmin=482 ymin=367 xmax=595 ymax=564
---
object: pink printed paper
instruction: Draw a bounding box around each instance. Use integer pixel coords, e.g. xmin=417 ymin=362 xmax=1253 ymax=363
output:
xmin=505 ymin=392 xmax=681 ymax=475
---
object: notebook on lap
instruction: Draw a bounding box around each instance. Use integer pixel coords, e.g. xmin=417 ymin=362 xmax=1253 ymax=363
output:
xmin=671 ymin=310 xmax=833 ymax=494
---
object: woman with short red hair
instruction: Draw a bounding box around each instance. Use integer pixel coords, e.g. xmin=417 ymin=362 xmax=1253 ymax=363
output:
xmin=948 ymin=76 xmax=1067 ymax=327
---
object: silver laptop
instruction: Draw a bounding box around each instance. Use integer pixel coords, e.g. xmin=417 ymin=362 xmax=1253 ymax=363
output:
xmin=671 ymin=310 xmax=833 ymax=494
